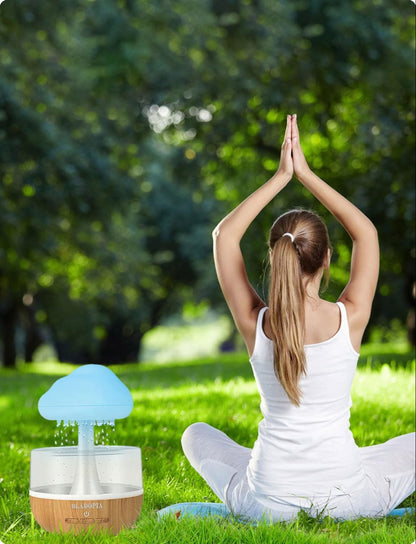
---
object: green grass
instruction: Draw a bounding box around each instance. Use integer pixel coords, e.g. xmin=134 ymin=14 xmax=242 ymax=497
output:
xmin=0 ymin=344 xmax=414 ymax=543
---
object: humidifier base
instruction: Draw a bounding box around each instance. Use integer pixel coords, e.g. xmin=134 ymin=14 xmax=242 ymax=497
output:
xmin=30 ymin=493 xmax=143 ymax=535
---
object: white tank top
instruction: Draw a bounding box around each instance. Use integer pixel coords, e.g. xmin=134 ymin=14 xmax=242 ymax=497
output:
xmin=247 ymin=302 xmax=366 ymax=499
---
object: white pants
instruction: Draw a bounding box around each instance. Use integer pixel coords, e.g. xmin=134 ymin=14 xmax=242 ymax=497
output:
xmin=181 ymin=422 xmax=415 ymax=522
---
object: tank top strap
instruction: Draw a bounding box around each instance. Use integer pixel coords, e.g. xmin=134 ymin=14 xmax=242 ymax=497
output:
xmin=336 ymin=300 xmax=352 ymax=333
xmin=256 ymin=307 xmax=268 ymax=338
xmin=336 ymin=301 xmax=347 ymax=329
xmin=335 ymin=301 xmax=359 ymax=355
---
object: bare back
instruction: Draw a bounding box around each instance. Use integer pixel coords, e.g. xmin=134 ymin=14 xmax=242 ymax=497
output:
xmin=262 ymin=299 xmax=361 ymax=353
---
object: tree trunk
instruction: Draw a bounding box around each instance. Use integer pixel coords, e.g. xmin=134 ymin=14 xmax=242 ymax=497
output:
xmin=406 ymin=255 xmax=415 ymax=347
xmin=23 ymin=306 xmax=44 ymax=362
xmin=98 ymin=319 xmax=143 ymax=365
xmin=1 ymin=302 xmax=18 ymax=368
xmin=53 ymin=340 xmax=92 ymax=365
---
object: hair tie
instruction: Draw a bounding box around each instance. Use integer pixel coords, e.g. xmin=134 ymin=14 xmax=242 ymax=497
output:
xmin=282 ymin=232 xmax=295 ymax=242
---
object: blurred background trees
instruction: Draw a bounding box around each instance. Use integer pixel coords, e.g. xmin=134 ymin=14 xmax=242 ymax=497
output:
xmin=0 ymin=0 xmax=414 ymax=367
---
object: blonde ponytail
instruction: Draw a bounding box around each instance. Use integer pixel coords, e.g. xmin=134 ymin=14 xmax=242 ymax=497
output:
xmin=268 ymin=210 xmax=331 ymax=406
xmin=269 ymin=236 xmax=306 ymax=406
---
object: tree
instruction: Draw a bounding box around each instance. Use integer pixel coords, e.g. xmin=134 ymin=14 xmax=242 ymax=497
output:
xmin=0 ymin=0 xmax=414 ymax=367
xmin=144 ymin=0 xmax=415 ymax=336
xmin=0 ymin=0 xmax=217 ymax=366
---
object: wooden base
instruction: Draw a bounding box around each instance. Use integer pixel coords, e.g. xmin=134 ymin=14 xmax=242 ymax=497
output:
xmin=30 ymin=493 xmax=143 ymax=535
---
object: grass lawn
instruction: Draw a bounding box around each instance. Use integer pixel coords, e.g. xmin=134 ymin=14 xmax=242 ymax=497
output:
xmin=0 ymin=343 xmax=414 ymax=543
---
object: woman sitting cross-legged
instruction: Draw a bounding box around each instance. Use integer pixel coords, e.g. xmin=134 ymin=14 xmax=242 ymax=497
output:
xmin=181 ymin=114 xmax=415 ymax=522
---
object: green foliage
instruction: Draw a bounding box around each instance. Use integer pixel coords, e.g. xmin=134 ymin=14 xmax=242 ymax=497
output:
xmin=0 ymin=0 xmax=216 ymax=365
xmin=0 ymin=0 xmax=414 ymax=366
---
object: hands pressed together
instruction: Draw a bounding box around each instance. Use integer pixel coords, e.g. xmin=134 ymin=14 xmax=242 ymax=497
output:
xmin=277 ymin=114 xmax=311 ymax=182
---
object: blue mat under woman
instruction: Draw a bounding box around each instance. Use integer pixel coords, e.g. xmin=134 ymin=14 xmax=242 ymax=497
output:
xmin=181 ymin=114 xmax=415 ymax=523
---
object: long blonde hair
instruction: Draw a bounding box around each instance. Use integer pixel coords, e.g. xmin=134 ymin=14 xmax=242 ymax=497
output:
xmin=268 ymin=210 xmax=331 ymax=406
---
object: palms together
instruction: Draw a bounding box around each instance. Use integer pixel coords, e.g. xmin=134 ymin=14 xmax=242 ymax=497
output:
xmin=278 ymin=114 xmax=311 ymax=181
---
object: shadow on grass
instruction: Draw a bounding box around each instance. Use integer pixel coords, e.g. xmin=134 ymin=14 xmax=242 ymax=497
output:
xmin=0 ymin=344 xmax=414 ymax=398
xmin=121 ymin=352 xmax=253 ymax=388
xmin=358 ymin=344 xmax=415 ymax=369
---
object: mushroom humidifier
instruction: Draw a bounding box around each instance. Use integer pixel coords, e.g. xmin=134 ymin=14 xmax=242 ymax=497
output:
xmin=29 ymin=365 xmax=143 ymax=534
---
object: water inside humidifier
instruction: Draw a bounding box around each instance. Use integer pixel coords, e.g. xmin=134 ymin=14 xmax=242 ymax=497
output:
xmin=30 ymin=445 xmax=143 ymax=498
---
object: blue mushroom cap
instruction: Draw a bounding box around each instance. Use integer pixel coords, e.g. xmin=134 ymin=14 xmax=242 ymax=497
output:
xmin=38 ymin=364 xmax=133 ymax=424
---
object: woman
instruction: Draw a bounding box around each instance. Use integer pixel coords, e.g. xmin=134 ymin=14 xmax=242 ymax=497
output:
xmin=181 ymin=115 xmax=415 ymax=522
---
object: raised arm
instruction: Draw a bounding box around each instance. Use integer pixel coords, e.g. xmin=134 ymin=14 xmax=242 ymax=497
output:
xmin=291 ymin=115 xmax=379 ymax=347
xmin=213 ymin=116 xmax=293 ymax=355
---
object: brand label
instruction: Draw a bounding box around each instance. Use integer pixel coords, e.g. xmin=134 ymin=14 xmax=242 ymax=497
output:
xmin=71 ymin=502 xmax=103 ymax=510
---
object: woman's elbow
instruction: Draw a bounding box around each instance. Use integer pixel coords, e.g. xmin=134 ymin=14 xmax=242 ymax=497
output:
xmin=359 ymin=220 xmax=379 ymax=250
xmin=357 ymin=218 xmax=378 ymax=241
xmin=212 ymin=222 xmax=228 ymax=243
xmin=212 ymin=224 xmax=221 ymax=240
xmin=367 ymin=220 xmax=378 ymax=240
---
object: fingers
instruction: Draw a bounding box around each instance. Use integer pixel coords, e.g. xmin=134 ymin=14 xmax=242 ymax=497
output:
xmin=278 ymin=135 xmax=293 ymax=178
xmin=280 ymin=128 xmax=292 ymax=155
xmin=282 ymin=126 xmax=292 ymax=148
xmin=291 ymin=113 xmax=299 ymax=142
xmin=283 ymin=114 xmax=292 ymax=142
xmin=282 ymin=137 xmax=292 ymax=156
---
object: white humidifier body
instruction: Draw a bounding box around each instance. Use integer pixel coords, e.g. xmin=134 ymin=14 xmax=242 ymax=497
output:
xmin=30 ymin=365 xmax=143 ymax=535
xmin=30 ymin=445 xmax=142 ymax=534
